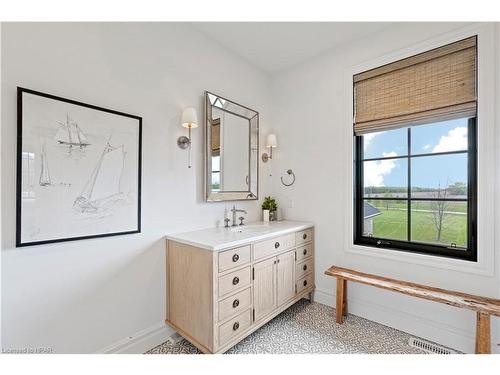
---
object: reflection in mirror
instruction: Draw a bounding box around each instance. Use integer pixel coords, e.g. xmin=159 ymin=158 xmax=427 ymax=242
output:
xmin=205 ymin=92 xmax=258 ymax=201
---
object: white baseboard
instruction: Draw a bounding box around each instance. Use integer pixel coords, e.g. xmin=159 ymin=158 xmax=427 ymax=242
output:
xmin=98 ymin=323 xmax=174 ymax=354
xmin=313 ymin=288 xmax=480 ymax=354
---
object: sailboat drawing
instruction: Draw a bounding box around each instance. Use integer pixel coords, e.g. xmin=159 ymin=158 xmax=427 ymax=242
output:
xmin=54 ymin=114 xmax=91 ymax=148
xmin=74 ymin=141 xmax=126 ymax=213
xmin=39 ymin=143 xmax=51 ymax=186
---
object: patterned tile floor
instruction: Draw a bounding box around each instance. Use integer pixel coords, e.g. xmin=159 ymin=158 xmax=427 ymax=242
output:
xmin=146 ymin=299 xmax=445 ymax=354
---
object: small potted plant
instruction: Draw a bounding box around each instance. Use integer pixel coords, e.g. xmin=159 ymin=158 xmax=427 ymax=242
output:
xmin=262 ymin=196 xmax=278 ymax=222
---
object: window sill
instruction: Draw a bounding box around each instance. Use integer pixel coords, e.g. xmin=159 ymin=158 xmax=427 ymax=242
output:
xmin=346 ymin=242 xmax=493 ymax=276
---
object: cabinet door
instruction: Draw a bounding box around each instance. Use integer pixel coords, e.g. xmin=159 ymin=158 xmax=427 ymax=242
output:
xmin=277 ymin=250 xmax=296 ymax=306
xmin=253 ymin=257 xmax=277 ymax=321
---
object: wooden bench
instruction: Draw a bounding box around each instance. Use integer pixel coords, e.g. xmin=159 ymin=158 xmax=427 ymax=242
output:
xmin=325 ymin=265 xmax=500 ymax=354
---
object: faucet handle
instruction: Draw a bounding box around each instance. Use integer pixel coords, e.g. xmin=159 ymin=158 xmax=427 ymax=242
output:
xmin=224 ymin=218 xmax=230 ymax=227
xmin=239 ymin=217 xmax=245 ymax=226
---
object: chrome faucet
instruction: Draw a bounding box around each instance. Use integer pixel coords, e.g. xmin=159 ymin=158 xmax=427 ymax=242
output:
xmin=230 ymin=205 xmax=247 ymax=227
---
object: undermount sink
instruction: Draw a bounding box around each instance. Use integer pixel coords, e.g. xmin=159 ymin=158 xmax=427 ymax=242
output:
xmin=228 ymin=224 xmax=271 ymax=233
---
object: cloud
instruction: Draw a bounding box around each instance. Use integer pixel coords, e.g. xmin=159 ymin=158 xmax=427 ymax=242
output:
xmin=432 ymin=126 xmax=467 ymax=153
xmin=364 ymin=151 xmax=398 ymax=187
xmin=363 ymin=132 xmax=380 ymax=149
xmin=422 ymin=144 xmax=431 ymax=151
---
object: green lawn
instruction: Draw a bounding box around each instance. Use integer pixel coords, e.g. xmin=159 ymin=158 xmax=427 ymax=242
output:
xmin=369 ymin=208 xmax=467 ymax=247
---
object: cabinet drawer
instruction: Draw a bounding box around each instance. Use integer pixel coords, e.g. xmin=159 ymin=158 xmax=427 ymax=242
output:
xmin=296 ymin=242 xmax=313 ymax=263
xmin=218 ymin=287 xmax=251 ymax=322
xmin=296 ymin=228 xmax=313 ymax=245
xmin=296 ymin=258 xmax=313 ymax=280
xmin=296 ymin=273 xmax=314 ymax=294
xmin=218 ymin=267 xmax=251 ymax=298
xmin=219 ymin=309 xmax=252 ymax=347
xmin=253 ymin=233 xmax=295 ymax=260
xmin=218 ymin=245 xmax=251 ymax=273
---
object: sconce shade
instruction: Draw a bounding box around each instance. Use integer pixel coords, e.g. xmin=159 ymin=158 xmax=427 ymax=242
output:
xmin=181 ymin=107 xmax=198 ymax=128
xmin=266 ymin=134 xmax=278 ymax=148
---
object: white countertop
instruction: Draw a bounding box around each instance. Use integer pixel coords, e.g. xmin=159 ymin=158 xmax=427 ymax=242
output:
xmin=166 ymin=221 xmax=314 ymax=251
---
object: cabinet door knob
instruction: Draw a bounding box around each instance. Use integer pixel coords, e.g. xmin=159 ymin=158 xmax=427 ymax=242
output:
xmin=303 ymin=280 xmax=308 ymax=287
xmin=303 ymin=264 xmax=307 ymax=271
xmin=232 ymin=299 xmax=239 ymax=308
xmin=303 ymin=249 xmax=307 ymax=255
xmin=232 ymin=276 xmax=239 ymax=285
xmin=233 ymin=322 xmax=240 ymax=331
xmin=303 ymin=233 xmax=307 ymax=240
xmin=275 ymin=242 xmax=280 ymax=249
xmin=232 ymin=254 xmax=239 ymax=262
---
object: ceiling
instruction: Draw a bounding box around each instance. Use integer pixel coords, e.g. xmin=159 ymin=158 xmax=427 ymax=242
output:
xmin=192 ymin=22 xmax=393 ymax=73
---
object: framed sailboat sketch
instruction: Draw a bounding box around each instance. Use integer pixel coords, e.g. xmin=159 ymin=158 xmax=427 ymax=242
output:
xmin=16 ymin=87 xmax=142 ymax=246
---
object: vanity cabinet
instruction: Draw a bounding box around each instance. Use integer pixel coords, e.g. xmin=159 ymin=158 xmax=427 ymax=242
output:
xmin=276 ymin=250 xmax=296 ymax=306
xmin=165 ymin=223 xmax=315 ymax=354
xmin=253 ymin=257 xmax=277 ymax=321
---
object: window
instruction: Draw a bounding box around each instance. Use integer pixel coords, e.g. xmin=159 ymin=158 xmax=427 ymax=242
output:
xmin=211 ymin=155 xmax=221 ymax=191
xmin=354 ymin=117 xmax=477 ymax=260
xmin=352 ymin=36 xmax=477 ymax=261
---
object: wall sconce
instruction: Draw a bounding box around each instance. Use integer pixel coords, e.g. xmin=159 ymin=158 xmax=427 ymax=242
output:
xmin=262 ymin=134 xmax=277 ymax=163
xmin=177 ymin=107 xmax=198 ymax=168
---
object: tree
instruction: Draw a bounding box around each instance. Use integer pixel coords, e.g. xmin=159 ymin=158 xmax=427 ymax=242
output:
xmin=447 ymin=181 xmax=467 ymax=196
xmin=430 ymin=182 xmax=451 ymax=242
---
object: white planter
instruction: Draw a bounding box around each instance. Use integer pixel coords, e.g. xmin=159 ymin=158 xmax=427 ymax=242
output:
xmin=263 ymin=209 xmax=270 ymax=222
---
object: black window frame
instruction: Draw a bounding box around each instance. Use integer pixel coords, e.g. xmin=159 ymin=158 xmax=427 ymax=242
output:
xmin=354 ymin=117 xmax=477 ymax=261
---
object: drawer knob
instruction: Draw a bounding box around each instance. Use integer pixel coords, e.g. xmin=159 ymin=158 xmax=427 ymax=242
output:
xmin=232 ymin=276 xmax=239 ymax=285
xmin=232 ymin=254 xmax=239 ymax=262
xmin=233 ymin=322 xmax=240 ymax=331
xmin=303 ymin=249 xmax=307 ymax=255
xmin=232 ymin=299 xmax=239 ymax=308
xmin=303 ymin=280 xmax=308 ymax=287
xmin=303 ymin=233 xmax=307 ymax=240
xmin=303 ymin=264 xmax=307 ymax=271
xmin=275 ymin=242 xmax=280 ymax=249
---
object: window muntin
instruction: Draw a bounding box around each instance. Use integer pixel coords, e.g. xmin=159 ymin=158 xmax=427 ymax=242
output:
xmin=355 ymin=117 xmax=476 ymax=261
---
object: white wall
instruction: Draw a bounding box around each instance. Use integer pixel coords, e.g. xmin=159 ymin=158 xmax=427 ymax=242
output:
xmin=270 ymin=23 xmax=500 ymax=353
xmin=1 ymin=23 xmax=272 ymax=353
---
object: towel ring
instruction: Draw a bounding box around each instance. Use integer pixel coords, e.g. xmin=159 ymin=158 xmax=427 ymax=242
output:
xmin=280 ymin=169 xmax=296 ymax=187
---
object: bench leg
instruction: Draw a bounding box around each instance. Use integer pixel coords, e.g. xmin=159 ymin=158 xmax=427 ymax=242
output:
xmin=475 ymin=312 xmax=491 ymax=354
xmin=342 ymin=279 xmax=348 ymax=316
xmin=336 ymin=278 xmax=346 ymax=323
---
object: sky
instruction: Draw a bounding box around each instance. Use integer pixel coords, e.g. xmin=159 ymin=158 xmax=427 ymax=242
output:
xmin=363 ymin=118 xmax=469 ymax=189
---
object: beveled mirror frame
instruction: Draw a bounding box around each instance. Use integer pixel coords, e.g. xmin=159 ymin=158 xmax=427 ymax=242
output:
xmin=204 ymin=91 xmax=259 ymax=202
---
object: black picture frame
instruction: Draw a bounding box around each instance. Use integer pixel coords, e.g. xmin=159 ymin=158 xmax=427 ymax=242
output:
xmin=16 ymin=87 xmax=142 ymax=247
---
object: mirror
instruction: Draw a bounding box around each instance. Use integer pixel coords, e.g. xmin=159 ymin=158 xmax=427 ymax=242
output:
xmin=205 ymin=92 xmax=259 ymax=201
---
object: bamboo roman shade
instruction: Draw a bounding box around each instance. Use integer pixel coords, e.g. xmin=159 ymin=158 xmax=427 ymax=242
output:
xmin=353 ymin=36 xmax=477 ymax=135
xmin=211 ymin=118 xmax=220 ymax=156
